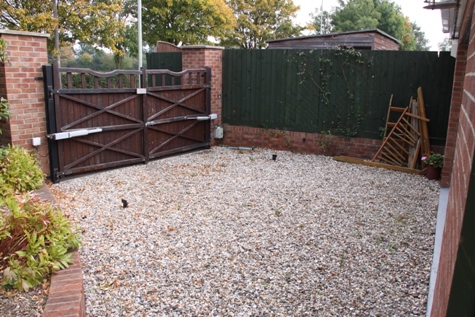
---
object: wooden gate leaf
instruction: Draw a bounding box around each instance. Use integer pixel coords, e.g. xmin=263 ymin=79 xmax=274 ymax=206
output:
xmin=47 ymin=67 xmax=212 ymax=182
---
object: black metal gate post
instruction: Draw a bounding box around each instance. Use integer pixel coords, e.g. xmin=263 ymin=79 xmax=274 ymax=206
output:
xmin=205 ymin=66 xmax=212 ymax=148
xmin=42 ymin=65 xmax=60 ymax=183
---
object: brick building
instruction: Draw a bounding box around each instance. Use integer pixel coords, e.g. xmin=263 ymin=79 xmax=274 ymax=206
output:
xmin=425 ymin=0 xmax=475 ymax=316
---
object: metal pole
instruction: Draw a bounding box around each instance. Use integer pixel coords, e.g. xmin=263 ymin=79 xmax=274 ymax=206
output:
xmin=320 ymin=0 xmax=324 ymax=34
xmin=138 ymin=0 xmax=143 ymax=70
xmin=53 ymin=0 xmax=60 ymax=67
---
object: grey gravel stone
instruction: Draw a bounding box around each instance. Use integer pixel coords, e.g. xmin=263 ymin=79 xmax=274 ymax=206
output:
xmin=50 ymin=147 xmax=439 ymax=317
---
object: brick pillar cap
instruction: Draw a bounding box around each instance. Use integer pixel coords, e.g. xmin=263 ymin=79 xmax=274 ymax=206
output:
xmin=0 ymin=29 xmax=50 ymax=38
xmin=181 ymin=45 xmax=224 ymax=50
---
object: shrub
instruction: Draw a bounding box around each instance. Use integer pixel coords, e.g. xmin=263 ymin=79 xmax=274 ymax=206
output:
xmin=422 ymin=153 xmax=444 ymax=169
xmin=0 ymin=195 xmax=81 ymax=291
xmin=317 ymin=130 xmax=339 ymax=156
xmin=0 ymin=145 xmax=45 ymax=198
xmin=0 ymin=97 xmax=10 ymax=129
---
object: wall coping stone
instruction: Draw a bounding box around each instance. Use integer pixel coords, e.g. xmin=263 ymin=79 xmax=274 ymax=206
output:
xmin=0 ymin=29 xmax=50 ymax=38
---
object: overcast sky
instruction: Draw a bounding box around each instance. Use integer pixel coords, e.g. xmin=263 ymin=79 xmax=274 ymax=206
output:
xmin=292 ymin=0 xmax=448 ymax=50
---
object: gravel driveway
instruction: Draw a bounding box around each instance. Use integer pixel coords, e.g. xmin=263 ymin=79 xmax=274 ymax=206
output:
xmin=50 ymin=147 xmax=440 ymax=316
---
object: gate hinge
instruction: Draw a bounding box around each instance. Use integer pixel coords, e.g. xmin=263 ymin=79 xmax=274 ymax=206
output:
xmin=54 ymin=170 xmax=72 ymax=182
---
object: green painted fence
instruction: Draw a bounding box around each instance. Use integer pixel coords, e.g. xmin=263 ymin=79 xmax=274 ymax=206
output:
xmin=222 ymin=49 xmax=455 ymax=145
xmin=146 ymin=52 xmax=182 ymax=85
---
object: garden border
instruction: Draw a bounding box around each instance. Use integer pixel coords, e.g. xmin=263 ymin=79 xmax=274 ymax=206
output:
xmin=34 ymin=185 xmax=85 ymax=317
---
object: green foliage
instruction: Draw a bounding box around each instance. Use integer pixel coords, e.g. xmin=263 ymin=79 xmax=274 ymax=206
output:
xmin=222 ymin=0 xmax=302 ymax=49
xmin=317 ymin=130 xmax=338 ymax=156
xmin=140 ymin=0 xmax=235 ymax=46
xmin=0 ymin=38 xmax=10 ymax=64
xmin=0 ymin=195 xmax=81 ymax=291
xmin=331 ymin=0 xmax=381 ymax=32
xmin=330 ymin=0 xmax=429 ymax=51
xmin=0 ymin=97 xmax=10 ymax=134
xmin=309 ymin=9 xmax=332 ymax=34
xmin=0 ymin=0 xmax=125 ymax=55
xmin=411 ymin=22 xmax=430 ymax=51
xmin=0 ymin=146 xmax=45 ymax=198
xmin=439 ymin=37 xmax=453 ymax=52
xmin=0 ymin=39 xmax=11 ymax=135
xmin=295 ymin=47 xmax=369 ymax=138
xmin=63 ymin=44 xmax=138 ymax=71
xmin=114 ymin=24 xmax=139 ymax=69
xmin=422 ymin=153 xmax=444 ymax=168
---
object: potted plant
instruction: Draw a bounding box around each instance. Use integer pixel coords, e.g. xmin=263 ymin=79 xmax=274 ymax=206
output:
xmin=422 ymin=153 xmax=444 ymax=180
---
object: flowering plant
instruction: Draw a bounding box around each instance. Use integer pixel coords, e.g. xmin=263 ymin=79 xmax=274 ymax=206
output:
xmin=422 ymin=153 xmax=444 ymax=169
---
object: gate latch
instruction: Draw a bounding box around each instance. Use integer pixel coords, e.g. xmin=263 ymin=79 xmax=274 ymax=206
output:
xmin=47 ymin=128 xmax=103 ymax=140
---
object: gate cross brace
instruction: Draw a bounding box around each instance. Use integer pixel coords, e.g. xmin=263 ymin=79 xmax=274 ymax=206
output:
xmin=64 ymin=128 xmax=144 ymax=170
xmin=148 ymin=121 xmax=203 ymax=155
xmin=146 ymin=88 xmax=205 ymax=122
xmin=59 ymin=94 xmax=142 ymax=131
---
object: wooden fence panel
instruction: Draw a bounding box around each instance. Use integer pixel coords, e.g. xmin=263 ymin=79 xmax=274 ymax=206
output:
xmin=222 ymin=49 xmax=455 ymax=145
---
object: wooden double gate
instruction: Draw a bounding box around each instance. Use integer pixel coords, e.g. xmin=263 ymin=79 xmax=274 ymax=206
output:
xmin=42 ymin=65 xmax=212 ymax=183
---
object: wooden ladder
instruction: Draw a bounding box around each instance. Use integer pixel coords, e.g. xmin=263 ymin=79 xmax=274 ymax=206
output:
xmin=372 ymin=92 xmax=430 ymax=167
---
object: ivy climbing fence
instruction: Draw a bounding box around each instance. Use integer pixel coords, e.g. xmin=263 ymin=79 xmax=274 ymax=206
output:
xmin=222 ymin=49 xmax=455 ymax=145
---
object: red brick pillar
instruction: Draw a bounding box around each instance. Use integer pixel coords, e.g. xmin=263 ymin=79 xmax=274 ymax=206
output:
xmin=440 ymin=44 xmax=468 ymax=187
xmin=0 ymin=30 xmax=50 ymax=174
xmin=182 ymin=46 xmax=223 ymax=144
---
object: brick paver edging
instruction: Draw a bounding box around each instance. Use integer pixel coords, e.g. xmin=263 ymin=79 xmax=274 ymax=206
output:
xmin=34 ymin=185 xmax=86 ymax=317
xmin=42 ymin=250 xmax=86 ymax=317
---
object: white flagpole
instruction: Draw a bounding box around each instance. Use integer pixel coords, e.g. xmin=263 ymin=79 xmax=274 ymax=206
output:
xmin=138 ymin=0 xmax=143 ymax=70
xmin=320 ymin=0 xmax=324 ymax=34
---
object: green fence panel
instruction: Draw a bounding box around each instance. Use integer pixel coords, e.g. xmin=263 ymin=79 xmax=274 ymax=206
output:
xmin=146 ymin=52 xmax=182 ymax=85
xmin=222 ymin=49 xmax=455 ymax=145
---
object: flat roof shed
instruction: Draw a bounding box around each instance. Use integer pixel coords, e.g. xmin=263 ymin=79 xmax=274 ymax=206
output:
xmin=266 ymin=29 xmax=401 ymax=50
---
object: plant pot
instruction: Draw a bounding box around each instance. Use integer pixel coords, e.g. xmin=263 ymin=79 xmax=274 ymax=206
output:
xmin=426 ymin=165 xmax=441 ymax=180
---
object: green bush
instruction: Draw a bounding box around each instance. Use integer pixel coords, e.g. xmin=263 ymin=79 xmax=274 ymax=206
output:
xmin=0 ymin=145 xmax=45 ymax=198
xmin=0 ymin=195 xmax=81 ymax=291
xmin=0 ymin=97 xmax=10 ymax=127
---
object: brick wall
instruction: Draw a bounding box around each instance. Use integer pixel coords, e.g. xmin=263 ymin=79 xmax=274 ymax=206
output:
xmin=223 ymin=124 xmax=382 ymax=157
xmin=0 ymin=30 xmax=50 ymax=174
xmin=440 ymin=45 xmax=468 ymax=187
xmin=429 ymin=3 xmax=475 ymax=316
xmin=223 ymin=124 xmax=444 ymax=159
xmin=182 ymin=46 xmax=224 ymax=143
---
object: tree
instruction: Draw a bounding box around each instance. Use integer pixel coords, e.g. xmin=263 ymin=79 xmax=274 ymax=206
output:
xmin=309 ymin=9 xmax=333 ymax=34
xmin=113 ymin=24 xmax=139 ymax=69
xmin=64 ymin=44 xmax=137 ymax=71
xmin=373 ymin=0 xmax=405 ymax=42
xmin=140 ymin=0 xmax=235 ymax=46
xmin=0 ymin=0 xmax=125 ymax=54
xmin=412 ymin=22 xmax=430 ymax=51
xmin=400 ymin=17 xmax=416 ymax=51
xmin=330 ymin=0 xmax=427 ymax=51
xmin=331 ymin=0 xmax=380 ymax=32
xmin=439 ymin=37 xmax=453 ymax=52
xmin=221 ymin=0 xmax=303 ymax=49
